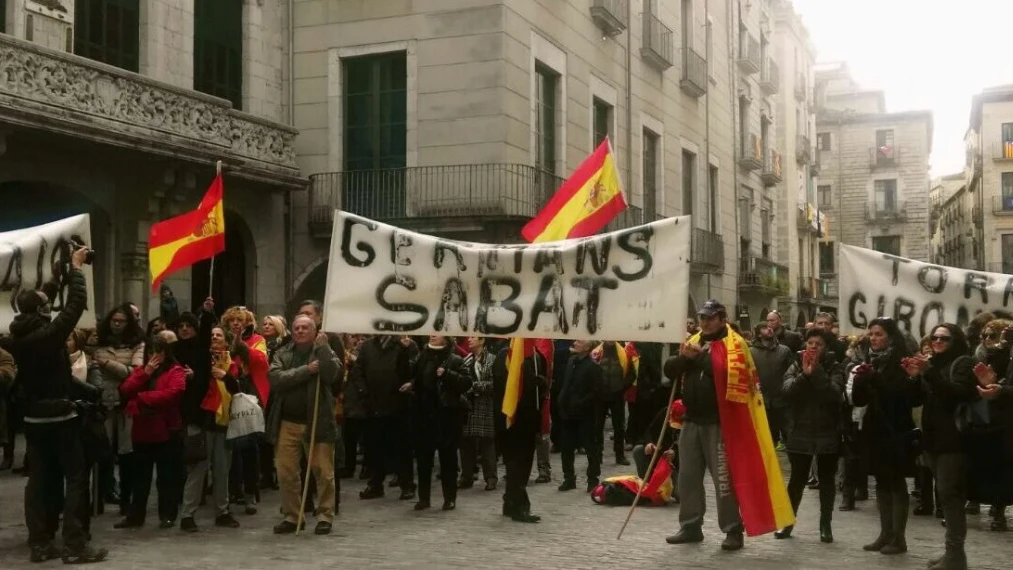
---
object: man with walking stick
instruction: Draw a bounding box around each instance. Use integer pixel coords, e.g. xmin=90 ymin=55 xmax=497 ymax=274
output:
xmin=267 ymin=315 xmax=342 ymax=535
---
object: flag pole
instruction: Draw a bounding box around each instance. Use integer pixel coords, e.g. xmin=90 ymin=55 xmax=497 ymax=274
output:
xmin=209 ymin=160 xmax=222 ymax=299
xmin=616 ymin=371 xmax=680 ymax=540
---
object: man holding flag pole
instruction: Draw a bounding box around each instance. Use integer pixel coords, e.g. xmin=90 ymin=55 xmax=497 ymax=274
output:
xmin=498 ymin=139 xmax=625 ymax=522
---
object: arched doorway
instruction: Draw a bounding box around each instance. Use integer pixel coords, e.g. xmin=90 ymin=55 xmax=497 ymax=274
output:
xmin=289 ymin=260 xmax=328 ymax=318
xmin=0 ymin=181 xmax=112 ymax=314
xmin=191 ymin=211 xmax=251 ymax=315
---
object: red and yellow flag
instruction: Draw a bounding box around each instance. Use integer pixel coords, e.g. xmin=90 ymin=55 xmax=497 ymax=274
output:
xmin=148 ymin=174 xmax=226 ymax=291
xmin=689 ymin=325 xmax=795 ymax=536
xmin=502 ymin=338 xmax=553 ymax=428
xmin=521 ymin=139 xmax=627 ymax=243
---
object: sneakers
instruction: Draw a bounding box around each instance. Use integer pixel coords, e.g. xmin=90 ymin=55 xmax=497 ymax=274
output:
xmin=61 ymin=546 xmax=109 ymax=564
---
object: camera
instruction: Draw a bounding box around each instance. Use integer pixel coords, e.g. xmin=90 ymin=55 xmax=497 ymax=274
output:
xmin=69 ymin=234 xmax=95 ymax=265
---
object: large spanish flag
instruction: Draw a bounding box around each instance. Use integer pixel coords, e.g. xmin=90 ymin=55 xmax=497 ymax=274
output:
xmin=688 ymin=325 xmax=795 ymax=536
xmin=521 ymin=139 xmax=627 ymax=243
xmin=502 ymin=338 xmax=553 ymax=428
xmin=149 ymin=174 xmax=226 ymax=292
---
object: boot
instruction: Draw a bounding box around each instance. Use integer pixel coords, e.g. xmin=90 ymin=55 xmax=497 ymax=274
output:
xmin=839 ymin=487 xmax=856 ymax=512
xmin=665 ymin=525 xmax=704 ymax=544
xmin=863 ymin=490 xmax=894 ymax=551
xmin=928 ymin=547 xmax=968 ymax=570
xmin=773 ymin=525 xmax=793 ymax=539
xmin=880 ymin=492 xmax=909 ymax=555
xmin=819 ymin=514 xmax=834 ymax=544
xmin=721 ymin=531 xmax=744 ymax=551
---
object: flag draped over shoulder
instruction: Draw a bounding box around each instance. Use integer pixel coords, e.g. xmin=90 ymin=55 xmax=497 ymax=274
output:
xmin=521 ymin=139 xmax=627 ymax=243
xmin=149 ymin=174 xmax=226 ymax=291
xmin=502 ymin=338 xmax=553 ymax=428
xmin=687 ymin=325 xmax=795 ymax=536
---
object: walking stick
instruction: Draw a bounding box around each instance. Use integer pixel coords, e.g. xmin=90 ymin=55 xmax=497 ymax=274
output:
xmin=616 ymin=372 xmax=680 ymax=541
xmin=295 ymin=372 xmax=323 ymax=536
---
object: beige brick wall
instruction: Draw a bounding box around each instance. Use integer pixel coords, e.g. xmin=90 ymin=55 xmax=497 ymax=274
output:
xmin=139 ymin=0 xmax=193 ymax=89
xmin=980 ymin=98 xmax=1013 ymax=267
xmin=242 ymin=0 xmax=284 ymax=121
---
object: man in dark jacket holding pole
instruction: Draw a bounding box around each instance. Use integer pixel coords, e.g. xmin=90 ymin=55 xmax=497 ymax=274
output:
xmin=1 ymin=246 xmax=107 ymax=564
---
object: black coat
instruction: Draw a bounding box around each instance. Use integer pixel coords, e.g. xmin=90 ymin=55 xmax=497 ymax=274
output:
xmin=557 ymin=353 xmax=602 ymax=421
xmin=751 ymin=339 xmax=794 ymax=406
xmin=492 ymin=347 xmax=547 ymax=435
xmin=663 ymin=328 xmax=728 ymax=425
xmin=850 ymin=350 xmax=924 ymax=477
xmin=782 ymin=357 xmax=845 ymax=455
xmin=411 ymin=344 xmax=471 ymax=443
xmin=174 ymin=308 xmax=215 ymax=427
xmin=351 ymin=336 xmax=417 ymax=418
xmin=920 ymin=354 xmax=977 ymax=455
xmin=0 ymin=270 xmax=86 ymax=419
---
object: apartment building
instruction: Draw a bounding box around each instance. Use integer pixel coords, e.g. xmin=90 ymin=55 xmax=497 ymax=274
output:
xmin=0 ymin=0 xmax=301 ymax=317
xmin=965 ymin=85 xmax=1013 ymax=275
xmin=814 ymin=62 xmax=933 ymax=291
xmin=929 ymin=173 xmax=973 ymax=268
xmin=289 ymin=0 xmax=800 ymax=325
xmin=765 ymin=0 xmax=826 ymax=329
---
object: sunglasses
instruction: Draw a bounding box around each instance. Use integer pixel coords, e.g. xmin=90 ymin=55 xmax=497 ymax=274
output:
xmin=931 ymin=335 xmax=952 ymax=342
xmin=982 ymin=333 xmax=999 ymax=341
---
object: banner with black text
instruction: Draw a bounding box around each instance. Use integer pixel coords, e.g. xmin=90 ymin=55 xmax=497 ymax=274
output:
xmin=322 ymin=212 xmax=691 ymax=343
xmin=0 ymin=215 xmax=97 ymax=330
xmin=840 ymin=244 xmax=1013 ymax=338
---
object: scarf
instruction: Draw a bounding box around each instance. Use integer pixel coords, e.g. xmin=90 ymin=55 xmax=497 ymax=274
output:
xmin=69 ymin=351 xmax=88 ymax=384
xmin=687 ymin=324 xmax=794 ymax=536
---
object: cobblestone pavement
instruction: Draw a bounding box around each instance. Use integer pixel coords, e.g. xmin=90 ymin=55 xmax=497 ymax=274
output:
xmin=0 ymin=436 xmax=1010 ymax=569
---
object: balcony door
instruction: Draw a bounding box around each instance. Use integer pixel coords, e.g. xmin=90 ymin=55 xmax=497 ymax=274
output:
xmin=874 ymin=179 xmax=898 ymax=213
xmin=194 ymin=0 xmax=243 ymax=110
xmin=1002 ymin=234 xmax=1013 ymax=274
xmin=343 ymin=52 xmax=408 ymax=219
xmin=1002 ymin=172 xmax=1013 ymax=212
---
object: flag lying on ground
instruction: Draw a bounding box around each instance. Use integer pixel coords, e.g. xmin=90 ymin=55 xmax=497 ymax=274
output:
xmin=149 ymin=174 xmax=226 ymax=291
xmin=687 ymin=324 xmax=795 ymax=536
xmin=505 ymin=138 xmax=629 ymax=427
xmin=521 ymin=139 xmax=627 ymax=243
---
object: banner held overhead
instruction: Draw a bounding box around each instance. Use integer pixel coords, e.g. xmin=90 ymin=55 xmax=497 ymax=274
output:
xmin=322 ymin=212 xmax=691 ymax=343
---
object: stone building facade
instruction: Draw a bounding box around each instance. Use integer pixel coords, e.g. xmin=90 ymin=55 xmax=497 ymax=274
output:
xmin=287 ymin=0 xmax=805 ymax=326
xmin=929 ymin=173 xmax=973 ymax=268
xmin=814 ymin=62 xmax=933 ymax=290
xmin=965 ymin=85 xmax=1013 ymax=275
xmin=0 ymin=0 xmax=302 ymax=322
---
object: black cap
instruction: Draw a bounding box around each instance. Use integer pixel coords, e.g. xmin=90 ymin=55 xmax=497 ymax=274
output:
xmin=697 ymin=299 xmax=726 ymax=318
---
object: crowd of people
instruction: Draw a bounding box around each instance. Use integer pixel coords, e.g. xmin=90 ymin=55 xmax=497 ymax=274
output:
xmin=0 ymin=249 xmax=1010 ymax=569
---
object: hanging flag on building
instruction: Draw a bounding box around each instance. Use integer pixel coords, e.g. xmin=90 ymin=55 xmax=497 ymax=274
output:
xmin=520 ymin=138 xmax=627 ymax=243
xmin=148 ymin=171 xmax=226 ymax=292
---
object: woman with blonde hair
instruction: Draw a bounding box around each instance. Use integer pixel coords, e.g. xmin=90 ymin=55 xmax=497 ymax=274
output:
xmin=261 ymin=316 xmax=290 ymax=363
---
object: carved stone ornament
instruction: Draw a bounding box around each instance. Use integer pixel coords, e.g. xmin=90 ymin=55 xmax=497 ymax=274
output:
xmin=0 ymin=35 xmax=299 ymax=177
xmin=120 ymin=251 xmax=149 ymax=282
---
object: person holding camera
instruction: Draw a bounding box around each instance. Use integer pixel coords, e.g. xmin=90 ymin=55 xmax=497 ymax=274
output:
xmin=0 ymin=246 xmax=108 ymax=564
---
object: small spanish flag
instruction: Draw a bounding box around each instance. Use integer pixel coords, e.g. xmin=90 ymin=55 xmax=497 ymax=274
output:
xmin=502 ymin=338 xmax=552 ymax=428
xmin=521 ymin=138 xmax=627 ymax=243
xmin=148 ymin=173 xmax=226 ymax=292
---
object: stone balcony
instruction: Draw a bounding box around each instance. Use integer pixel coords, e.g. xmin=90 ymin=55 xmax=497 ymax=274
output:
xmin=0 ymin=34 xmax=302 ymax=188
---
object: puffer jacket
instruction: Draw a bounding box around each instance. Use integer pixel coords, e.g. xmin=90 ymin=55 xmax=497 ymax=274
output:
xmin=750 ymin=337 xmax=794 ymax=406
xmin=782 ymin=355 xmax=845 ymax=455
xmin=120 ymin=363 xmax=186 ymax=444
xmin=93 ymin=342 xmax=145 ymax=407
xmin=920 ymin=353 xmax=977 ymax=454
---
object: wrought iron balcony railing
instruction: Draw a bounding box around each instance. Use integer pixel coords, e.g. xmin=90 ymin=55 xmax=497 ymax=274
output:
xmin=762 ymin=149 xmax=783 ymax=186
xmin=865 ymin=200 xmax=908 ymax=224
xmin=680 ymin=47 xmax=708 ymax=98
xmin=993 ymin=194 xmax=1013 ymax=214
xmin=760 ymin=59 xmax=780 ymax=95
xmin=691 ymin=228 xmax=725 ymax=274
xmin=738 ymin=133 xmax=762 ymax=170
xmin=739 ymin=255 xmax=790 ymax=296
xmin=870 ymin=145 xmax=898 ymax=169
xmin=590 ymin=0 xmax=628 ymax=36
xmin=736 ymin=33 xmax=761 ymax=74
xmin=641 ymin=9 xmax=674 ymax=71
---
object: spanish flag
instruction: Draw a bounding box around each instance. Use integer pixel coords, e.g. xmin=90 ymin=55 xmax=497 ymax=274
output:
xmin=687 ymin=325 xmax=795 ymax=536
xmin=521 ymin=139 xmax=627 ymax=243
xmin=502 ymin=338 xmax=553 ymax=428
xmin=148 ymin=174 xmax=226 ymax=292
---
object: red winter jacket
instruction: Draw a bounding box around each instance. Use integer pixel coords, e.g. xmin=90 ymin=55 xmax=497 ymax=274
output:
xmin=120 ymin=364 xmax=186 ymax=444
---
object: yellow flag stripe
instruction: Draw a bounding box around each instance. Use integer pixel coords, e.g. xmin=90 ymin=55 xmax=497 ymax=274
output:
xmin=533 ymin=155 xmax=622 ymax=243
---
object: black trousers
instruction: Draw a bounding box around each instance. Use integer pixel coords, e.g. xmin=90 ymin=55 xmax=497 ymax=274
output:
xmin=415 ymin=418 xmax=461 ymax=504
xmin=343 ymin=417 xmax=366 ymax=473
xmin=367 ymin=415 xmax=414 ymax=490
xmin=596 ymin=392 xmax=627 ymax=456
xmin=501 ymin=424 xmax=537 ymax=514
xmin=841 ymin=422 xmax=868 ymax=496
xmin=765 ymin=404 xmax=788 ymax=445
xmin=230 ymin=439 xmax=261 ymax=503
xmin=787 ymin=452 xmax=839 ymax=519
xmin=24 ymin=419 xmax=90 ymax=550
xmin=560 ymin=417 xmax=601 ymax=482
xmin=129 ymin=437 xmax=183 ymax=523
xmin=460 ymin=436 xmax=497 ymax=483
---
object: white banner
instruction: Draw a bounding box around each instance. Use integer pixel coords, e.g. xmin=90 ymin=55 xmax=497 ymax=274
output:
xmin=839 ymin=244 xmax=1013 ymax=338
xmin=0 ymin=215 xmax=97 ymax=330
xmin=322 ymin=212 xmax=691 ymax=343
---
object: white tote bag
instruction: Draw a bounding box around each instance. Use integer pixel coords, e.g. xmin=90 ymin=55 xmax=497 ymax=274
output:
xmin=226 ymin=393 xmax=265 ymax=440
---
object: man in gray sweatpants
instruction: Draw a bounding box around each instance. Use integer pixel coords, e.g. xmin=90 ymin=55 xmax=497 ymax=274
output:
xmin=662 ymin=300 xmax=744 ymax=551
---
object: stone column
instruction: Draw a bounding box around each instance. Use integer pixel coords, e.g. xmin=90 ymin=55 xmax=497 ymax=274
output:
xmin=120 ymin=249 xmax=149 ymax=321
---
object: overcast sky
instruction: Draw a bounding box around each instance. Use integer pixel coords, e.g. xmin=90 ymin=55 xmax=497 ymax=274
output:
xmin=791 ymin=0 xmax=1013 ymax=177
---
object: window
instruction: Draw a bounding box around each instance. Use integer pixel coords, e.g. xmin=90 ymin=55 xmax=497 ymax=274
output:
xmin=643 ymin=129 xmax=659 ymax=220
xmin=876 ymin=129 xmax=894 ymax=148
xmin=817 ymin=184 xmax=832 ymax=209
xmin=343 ymin=52 xmax=408 ymax=217
xmin=682 ymin=150 xmax=696 ymax=220
xmin=1002 ymin=172 xmax=1013 ymax=211
xmin=535 ymin=63 xmax=559 ymax=200
xmin=1002 ymin=234 xmax=1013 ymax=274
xmin=761 ymin=198 xmax=772 ymax=257
xmin=874 ymin=179 xmax=898 ymax=212
xmin=1003 ymin=123 xmax=1013 ymax=144
xmin=819 ymin=242 xmax=835 ymax=274
xmin=872 ymin=235 xmax=901 ymax=256
xmin=875 ymin=129 xmax=895 ymax=163
xmin=817 ymin=132 xmax=832 ymax=151
xmin=0 ymin=0 xmax=6 ymax=35
xmin=739 ymin=186 xmax=753 ymax=239
xmin=194 ymin=0 xmax=243 ymax=109
xmin=681 ymin=0 xmax=692 ymax=54
xmin=74 ymin=0 xmax=139 ymax=72
xmin=592 ymin=98 xmax=612 ymax=147
xmin=707 ymin=165 xmax=718 ymax=231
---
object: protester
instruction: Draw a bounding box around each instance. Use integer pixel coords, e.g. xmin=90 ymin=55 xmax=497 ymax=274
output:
xmin=766 ymin=310 xmax=803 ymax=353
xmin=663 ymin=300 xmax=745 ymax=551
xmin=751 ymin=324 xmax=794 ymax=450
xmin=460 ymin=336 xmax=498 ymax=491
xmin=115 ymin=330 xmax=186 ymax=530
xmin=849 ymin=317 xmax=920 ymax=555
xmin=403 ymin=334 xmax=470 ymax=511
xmin=556 ymin=339 xmax=603 ymax=493
xmin=592 ymin=341 xmax=634 ymax=466
xmin=259 ymin=314 xmax=289 ymax=489
xmin=777 ymin=328 xmax=845 ymax=543
xmin=267 ymin=315 xmax=343 ymax=535
xmin=0 ymin=246 xmax=108 ymax=563
xmin=0 ymin=344 xmax=15 ymax=476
